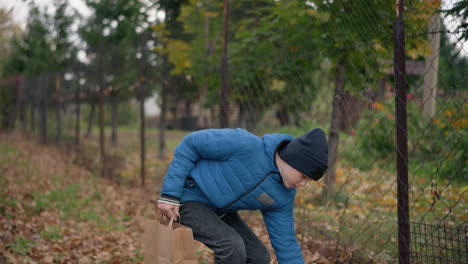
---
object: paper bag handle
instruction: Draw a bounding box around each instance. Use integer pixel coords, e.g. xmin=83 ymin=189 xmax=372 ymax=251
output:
xmin=159 ymin=214 xmax=177 ymax=226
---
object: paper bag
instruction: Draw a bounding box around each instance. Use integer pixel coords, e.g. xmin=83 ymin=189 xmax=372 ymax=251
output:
xmin=143 ymin=216 xmax=198 ymax=264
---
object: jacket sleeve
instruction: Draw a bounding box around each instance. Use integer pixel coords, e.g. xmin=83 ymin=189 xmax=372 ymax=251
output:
xmin=262 ymin=200 xmax=304 ymax=264
xmin=161 ymin=128 xmax=254 ymax=200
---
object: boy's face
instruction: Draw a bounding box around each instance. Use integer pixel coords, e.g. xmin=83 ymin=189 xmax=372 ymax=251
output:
xmin=279 ymin=162 xmax=311 ymax=189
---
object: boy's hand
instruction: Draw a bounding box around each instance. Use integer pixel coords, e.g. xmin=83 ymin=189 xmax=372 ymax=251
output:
xmin=158 ymin=201 xmax=180 ymax=221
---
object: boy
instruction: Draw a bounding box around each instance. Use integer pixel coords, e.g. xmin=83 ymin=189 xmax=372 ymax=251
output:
xmin=158 ymin=128 xmax=328 ymax=264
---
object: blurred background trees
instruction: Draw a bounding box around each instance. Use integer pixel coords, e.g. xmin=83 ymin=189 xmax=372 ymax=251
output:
xmin=0 ymin=0 xmax=466 ymax=186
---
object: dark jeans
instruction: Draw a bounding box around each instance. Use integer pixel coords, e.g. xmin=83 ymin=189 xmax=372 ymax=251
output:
xmin=179 ymin=202 xmax=271 ymax=264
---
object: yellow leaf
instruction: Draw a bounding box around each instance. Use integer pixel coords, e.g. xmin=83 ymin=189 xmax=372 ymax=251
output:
xmin=204 ymin=12 xmax=219 ymax=18
xmin=270 ymin=79 xmax=286 ymax=92
xmin=306 ymin=10 xmax=331 ymax=22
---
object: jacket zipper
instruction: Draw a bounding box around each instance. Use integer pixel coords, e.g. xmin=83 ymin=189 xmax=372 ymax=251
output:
xmin=221 ymin=171 xmax=277 ymax=211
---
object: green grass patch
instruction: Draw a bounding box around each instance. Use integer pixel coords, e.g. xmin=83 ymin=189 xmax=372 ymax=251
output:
xmin=30 ymin=183 xmax=110 ymax=227
xmin=7 ymin=236 xmax=35 ymax=256
xmin=0 ymin=195 xmax=17 ymax=219
xmin=41 ymin=225 xmax=63 ymax=241
xmin=31 ymin=183 xmax=79 ymax=215
xmin=0 ymin=143 xmax=16 ymax=155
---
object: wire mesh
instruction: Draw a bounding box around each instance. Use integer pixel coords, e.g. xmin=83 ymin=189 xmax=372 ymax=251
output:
xmin=0 ymin=0 xmax=466 ymax=263
xmin=411 ymin=221 xmax=467 ymax=263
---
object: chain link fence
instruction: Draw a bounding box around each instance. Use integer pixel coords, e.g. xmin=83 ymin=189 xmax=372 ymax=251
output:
xmin=1 ymin=0 xmax=466 ymax=263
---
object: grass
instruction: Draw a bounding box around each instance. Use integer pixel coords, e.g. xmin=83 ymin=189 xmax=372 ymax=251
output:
xmin=41 ymin=226 xmax=64 ymax=241
xmin=7 ymin=237 xmax=36 ymax=256
xmin=0 ymin=132 xmax=155 ymax=262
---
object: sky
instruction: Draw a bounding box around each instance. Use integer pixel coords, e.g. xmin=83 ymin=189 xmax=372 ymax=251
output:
xmin=4 ymin=0 xmax=91 ymax=28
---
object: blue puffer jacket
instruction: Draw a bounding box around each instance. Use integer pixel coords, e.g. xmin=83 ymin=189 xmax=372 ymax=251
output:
xmin=161 ymin=128 xmax=304 ymax=263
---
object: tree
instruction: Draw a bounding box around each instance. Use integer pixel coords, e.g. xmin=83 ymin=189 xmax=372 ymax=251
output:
xmin=444 ymin=0 xmax=468 ymax=41
xmin=8 ymin=3 xmax=55 ymax=142
xmin=305 ymin=0 xmax=433 ymax=199
xmin=438 ymin=23 xmax=468 ymax=93
xmin=154 ymin=0 xmax=189 ymax=159
xmin=0 ymin=8 xmax=22 ymax=78
xmin=0 ymin=8 xmax=22 ymax=130
xmin=49 ymin=0 xmax=79 ymax=142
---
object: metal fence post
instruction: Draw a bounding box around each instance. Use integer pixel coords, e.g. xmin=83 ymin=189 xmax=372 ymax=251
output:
xmin=393 ymin=0 xmax=410 ymax=263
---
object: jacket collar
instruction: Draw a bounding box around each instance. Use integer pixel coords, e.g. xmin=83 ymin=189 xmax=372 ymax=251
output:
xmin=261 ymin=133 xmax=294 ymax=171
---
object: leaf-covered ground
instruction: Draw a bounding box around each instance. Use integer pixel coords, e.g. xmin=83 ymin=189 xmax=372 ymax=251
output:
xmin=0 ymin=132 xmax=211 ymax=263
xmin=0 ymin=132 xmax=339 ymax=263
xmin=2 ymin=131 xmax=464 ymax=263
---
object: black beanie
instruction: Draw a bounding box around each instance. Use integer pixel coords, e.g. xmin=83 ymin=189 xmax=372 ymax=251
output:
xmin=278 ymin=128 xmax=329 ymax=181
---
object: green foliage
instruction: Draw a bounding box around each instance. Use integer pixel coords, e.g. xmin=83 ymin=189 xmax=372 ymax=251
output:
xmin=81 ymin=0 xmax=156 ymax=103
xmin=13 ymin=3 xmax=54 ymax=76
xmin=407 ymin=99 xmax=467 ymax=182
xmin=356 ymin=101 xmax=395 ymax=160
xmin=7 ymin=237 xmax=35 ymax=256
xmin=0 ymin=8 xmax=22 ymax=77
xmin=31 ymin=184 xmax=77 ymax=215
xmin=0 ymin=195 xmax=17 ymax=219
xmin=49 ymin=0 xmax=78 ymax=73
xmin=41 ymin=225 xmax=63 ymax=241
xmin=104 ymin=101 xmax=139 ymax=127
xmin=348 ymin=92 xmax=466 ymax=181
xmin=443 ymin=0 xmax=468 ymax=41
xmin=262 ymin=119 xmax=328 ymax=137
xmin=79 ymin=100 xmax=139 ymax=127
xmin=438 ymin=25 xmax=468 ymax=93
xmin=0 ymin=81 xmax=16 ymax=129
xmin=30 ymin=183 xmax=111 ymax=227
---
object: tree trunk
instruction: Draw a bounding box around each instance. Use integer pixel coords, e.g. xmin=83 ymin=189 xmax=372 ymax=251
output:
xmin=20 ymin=78 xmax=27 ymax=131
xmin=139 ymin=90 xmax=145 ymax=185
xmin=182 ymin=101 xmax=192 ymax=130
xmin=15 ymin=77 xmax=26 ymax=131
xmin=75 ymin=84 xmax=81 ymax=145
xmin=111 ymin=95 xmax=118 ymax=147
xmin=30 ymin=77 xmax=36 ymax=133
xmin=276 ymin=104 xmax=290 ymax=127
xmin=98 ymin=44 xmax=106 ymax=178
xmin=139 ymin=32 xmax=147 ymax=186
xmin=158 ymin=79 xmax=168 ymax=160
xmin=86 ymin=95 xmax=95 ymax=138
xmin=323 ymin=56 xmax=346 ymax=201
xmin=197 ymin=83 xmax=209 ymax=129
xmin=40 ymin=73 xmax=49 ymax=144
xmin=55 ymin=73 xmax=62 ymax=142
xmin=197 ymin=14 xmax=212 ymax=130
xmin=171 ymin=101 xmax=179 ymax=129
xmin=220 ymin=0 xmax=230 ymax=128
xmin=238 ymin=101 xmax=245 ymax=128
xmin=339 ymin=93 xmax=366 ymax=132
